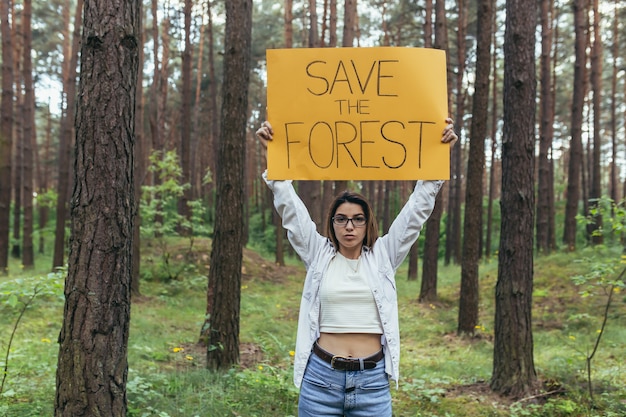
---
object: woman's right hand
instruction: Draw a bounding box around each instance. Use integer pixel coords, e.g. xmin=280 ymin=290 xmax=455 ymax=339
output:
xmin=255 ymin=121 xmax=273 ymax=149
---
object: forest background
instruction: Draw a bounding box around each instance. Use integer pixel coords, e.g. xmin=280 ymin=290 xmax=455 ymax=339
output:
xmin=0 ymin=0 xmax=625 ymax=416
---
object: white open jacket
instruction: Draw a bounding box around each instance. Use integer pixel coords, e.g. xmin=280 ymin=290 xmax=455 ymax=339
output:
xmin=263 ymin=171 xmax=443 ymax=388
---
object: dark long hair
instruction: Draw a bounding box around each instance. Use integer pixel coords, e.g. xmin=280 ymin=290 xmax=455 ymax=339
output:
xmin=324 ymin=190 xmax=379 ymax=250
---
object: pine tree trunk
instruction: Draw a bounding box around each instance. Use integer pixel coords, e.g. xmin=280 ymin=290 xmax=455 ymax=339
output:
xmin=39 ymin=106 xmax=53 ymax=254
xmin=205 ymin=0 xmax=252 ymax=370
xmin=53 ymin=0 xmax=83 ymax=269
xmin=132 ymin=4 xmax=145 ymax=298
xmin=342 ymin=0 xmax=357 ymax=47
xmin=284 ymin=0 xmax=294 ymax=48
xmin=408 ymin=0 xmax=433 ymax=280
xmin=563 ymin=0 xmax=586 ymax=251
xmin=536 ymin=0 xmax=555 ymax=254
xmin=587 ymin=0 xmax=602 ymax=244
xmin=485 ymin=15 xmax=499 ymax=259
xmin=204 ymin=1 xmax=218 ymax=209
xmin=445 ymin=0 xmax=466 ymax=266
xmin=419 ymin=0 xmax=450 ymax=292
xmin=12 ymin=37 xmax=23 ymax=260
xmin=459 ymin=0 xmax=492 ymax=335
xmin=0 ymin=0 xmax=14 ymax=273
xmin=21 ymin=0 xmax=35 ymax=268
xmin=178 ymin=0 xmax=192 ymax=228
xmin=419 ymin=192 xmax=442 ymax=300
xmin=54 ymin=0 xmax=139 ymax=413
xmin=329 ymin=0 xmax=338 ymax=47
xmin=407 ymin=243 xmax=418 ymax=281
xmin=191 ymin=11 xmax=206 ymax=201
xmin=609 ymin=0 xmax=618 ymax=205
xmin=491 ymin=0 xmax=537 ymax=397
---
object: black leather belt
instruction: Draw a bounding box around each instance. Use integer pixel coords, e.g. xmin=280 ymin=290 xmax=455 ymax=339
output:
xmin=312 ymin=342 xmax=383 ymax=371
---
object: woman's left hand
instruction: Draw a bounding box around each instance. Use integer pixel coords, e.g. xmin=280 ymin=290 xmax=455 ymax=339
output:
xmin=256 ymin=121 xmax=273 ymax=149
xmin=442 ymin=118 xmax=458 ymax=146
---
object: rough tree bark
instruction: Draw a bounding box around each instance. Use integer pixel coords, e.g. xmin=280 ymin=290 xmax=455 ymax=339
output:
xmin=491 ymin=0 xmax=537 ymax=397
xmin=204 ymin=0 xmax=252 ymax=370
xmin=54 ymin=0 xmax=139 ymax=414
xmin=458 ymin=0 xmax=492 ymax=335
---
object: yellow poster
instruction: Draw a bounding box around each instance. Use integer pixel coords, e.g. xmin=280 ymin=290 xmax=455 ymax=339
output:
xmin=266 ymin=47 xmax=449 ymax=180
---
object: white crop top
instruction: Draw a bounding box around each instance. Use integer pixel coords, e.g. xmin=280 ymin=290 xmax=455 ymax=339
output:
xmin=319 ymin=253 xmax=384 ymax=334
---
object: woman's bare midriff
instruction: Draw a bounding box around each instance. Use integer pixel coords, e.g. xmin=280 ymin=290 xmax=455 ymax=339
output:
xmin=317 ymin=333 xmax=382 ymax=358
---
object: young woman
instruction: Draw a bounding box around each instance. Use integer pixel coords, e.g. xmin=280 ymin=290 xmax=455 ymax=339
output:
xmin=256 ymin=119 xmax=457 ymax=416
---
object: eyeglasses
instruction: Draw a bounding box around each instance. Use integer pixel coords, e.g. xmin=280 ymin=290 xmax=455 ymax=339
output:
xmin=332 ymin=215 xmax=367 ymax=227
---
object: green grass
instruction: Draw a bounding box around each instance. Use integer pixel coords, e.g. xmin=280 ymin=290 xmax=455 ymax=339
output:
xmin=1 ymin=243 xmax=625 ymax=417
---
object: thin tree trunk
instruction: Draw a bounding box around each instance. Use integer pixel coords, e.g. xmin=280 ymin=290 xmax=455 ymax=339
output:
xmin=191 ymin=12 xmax=206 ymax=201
xmin=382 ymin=181 xmax=392 ymax=233
xmin=485 ymin=9 xmax=499 ymax=259
xmin=547 ymin=4 xmax=558 ymax=251
xmin=419 ymin=192 xmax=442 ymax=300
xmin=400 ymin=0 xmax=419 ymax=281
xmin=609 ymin=0 xmax=618 ymax=205
xmin=38 ymin=105 xmax=53 ymax=254
xmin=284 ymin=0 xmax=293 ymax=48
xmin=321 ymin=0 xmax=338 ymax=221
xmin=0 ymin=0 xmax=14 ymax=273
xmin=328 ymin=0 xmax=337 ymax=47
xmin=203 ymin=1 xmax=218 ymax=211
xmin=204 ymin=0 xmax=252 ymax=370
xmin=271 ymin=0 xmax=293 ymax=263
xmin=149 ymin=9 xmax=170 ymax=232
xmin=342 ymin=0 xmax=357 ymax=47
xmin=300 ymin=0 xmax=323 ymax=231
xmin=53 ymin=0 xmax=83 ymax=269
xmin=308 ymin=0 xmax=318 ymax=47
xmin=131 ymin=2 xmax=145 ymax=298
xmin=407 ymin=243 xmax=418 ymax=281
xmin=424 ymin=0 xmax=433 ymax=48
xmin=445 ymin=0 xmax=466 ymax=266
xmin=149 ymin=0 xmax=160 ymax=156
xmin=178 ymin=0 xmax=192 ymax=228
xmin=21 ymin=0 xmax=35 ymax=268
xmin=458 ymin=0 xmax=492 ymax=335
xmin=587 ymin=0 xmax=602 ymax=244
xmin=12 ymin=24 xmax=23 ymax=260
xmin=622 ymin=9 xmax=626 ymax=207
xmin=563 ymin=0 xmax=587 ymax=251
xmin=418 ymin=0 xmax=450 ymax=290
xmin=536 ymin=0 xmax=555 ymax=254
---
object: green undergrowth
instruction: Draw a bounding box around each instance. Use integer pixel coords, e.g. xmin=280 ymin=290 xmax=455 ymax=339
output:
xmin=1 ymin=244 xmax=625 ymax=416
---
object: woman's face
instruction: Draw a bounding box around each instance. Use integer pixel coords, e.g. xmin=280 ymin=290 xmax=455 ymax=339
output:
xmin=332 ymin=202 xmax=366 ymax=256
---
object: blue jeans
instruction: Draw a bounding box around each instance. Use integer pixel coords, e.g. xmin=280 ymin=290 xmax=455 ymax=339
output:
xmin=298 ymin=351 xmax=392 ymax=417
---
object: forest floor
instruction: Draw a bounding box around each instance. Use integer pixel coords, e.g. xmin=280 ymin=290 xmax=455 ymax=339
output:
xmin=1 ymin=241 xmax=625 ymax=416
